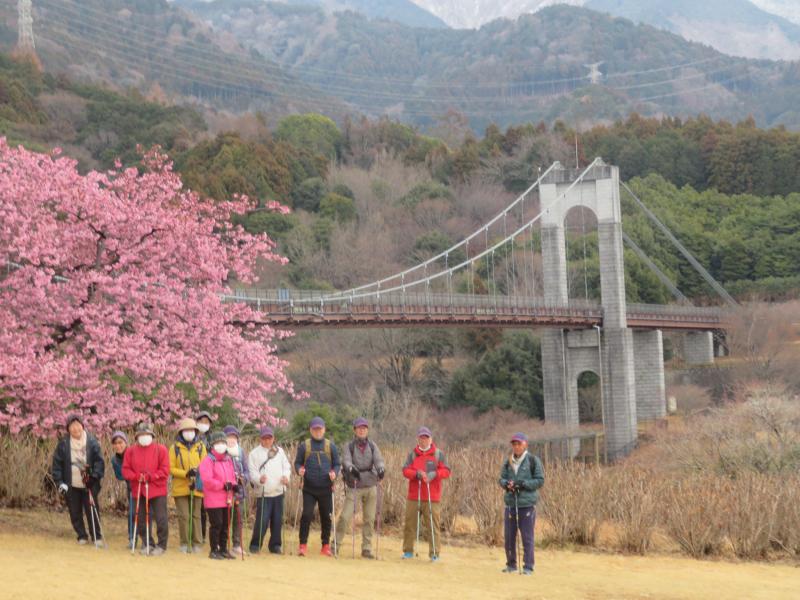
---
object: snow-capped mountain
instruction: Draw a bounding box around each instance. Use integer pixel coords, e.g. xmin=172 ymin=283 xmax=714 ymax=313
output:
xmin=411 ymin=0 xmax=800 ymax=60
xmin=409 ymin=0 xmax=584 ymax=30
xmin=751 ymin=0 xmax=800 ymax=26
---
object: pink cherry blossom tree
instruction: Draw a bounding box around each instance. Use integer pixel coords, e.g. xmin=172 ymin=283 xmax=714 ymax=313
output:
xmin=0 ymin=139 xmax=297 ymax=435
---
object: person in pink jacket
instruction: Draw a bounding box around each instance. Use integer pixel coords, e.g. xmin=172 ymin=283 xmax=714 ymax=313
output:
xmin=199 ymin=431 xmax=239 ymax=560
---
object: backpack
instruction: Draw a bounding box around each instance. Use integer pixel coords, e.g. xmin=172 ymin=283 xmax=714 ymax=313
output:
xmin=303 ymin=438 xmax=332 ymax=468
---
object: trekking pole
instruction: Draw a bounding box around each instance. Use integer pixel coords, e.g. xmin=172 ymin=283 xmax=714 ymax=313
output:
xmin=375 ymin=481 xmax=383 ymax=560
xmin=331 ymin=480 xmax=338 ymax=559
xmin=128 ymin=492 xmax=135 ymax=548
xmin=188 ymin=489 xmax=194 ymax=554
xmin=239 ymin=499 xmax=245 ymax=561
xmin=351 ymin=482 xmax=357 ymax=559
xmin=86 ymin=484 xmax=104 ymax=549
xmin=415 ymin=482 xmax=422 ymax=557
xmin=83 ymin=474 xmax=98 ymax=550
xmin=291 ymin=477 xmax=302 ymax=555
xmin=514 ymin=489 xmax=522 ymax=575
xmin=227 ymin=492 xmax=234 ymax=554
xmin=131 ymin=480 xmax=142 ymax=554
xmin=426 ymin=480 xmax=437 ymax=559
xmin=257 ymin=485 xmax=265 ymax=553
xmin=145 ymin=481 xmax=150 ymax=556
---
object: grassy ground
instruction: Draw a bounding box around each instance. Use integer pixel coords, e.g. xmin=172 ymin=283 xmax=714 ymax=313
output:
xmin=0 ymin=509 xmax=798 ymax=599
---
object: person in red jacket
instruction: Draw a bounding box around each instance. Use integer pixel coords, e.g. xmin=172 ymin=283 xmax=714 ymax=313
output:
xmin=401 ymin=426 xmax=451 ymax=561
xmin=122 ymin=422 xmax=170 ymax=556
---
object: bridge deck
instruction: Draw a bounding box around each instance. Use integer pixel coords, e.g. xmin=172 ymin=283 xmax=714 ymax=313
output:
xmin=225 ymin=290 xmax=726 ymax=331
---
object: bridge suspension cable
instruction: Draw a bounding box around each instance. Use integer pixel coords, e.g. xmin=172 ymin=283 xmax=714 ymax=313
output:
xmin=620 ymin=182 xmax=737 ymax=307
xmin=323 ymin=158 xmax=604 ymax=302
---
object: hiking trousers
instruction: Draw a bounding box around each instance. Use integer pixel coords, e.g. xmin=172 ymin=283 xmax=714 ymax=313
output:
xmin=334 ymin=485 xmax=377 ymax=552
xmin=402 ymin=498 xmax=441 ymax=557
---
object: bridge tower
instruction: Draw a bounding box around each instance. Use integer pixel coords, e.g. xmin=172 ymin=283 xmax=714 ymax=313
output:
xmin=539 ymin=161 xmax=665 ymax=459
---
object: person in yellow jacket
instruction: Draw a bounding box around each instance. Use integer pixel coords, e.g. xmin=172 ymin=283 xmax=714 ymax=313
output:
xmin=170 ymin=417 xmax=207 ymax=553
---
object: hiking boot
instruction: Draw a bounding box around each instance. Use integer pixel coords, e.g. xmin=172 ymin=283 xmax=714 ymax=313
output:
xmin=430 ymin=555 xmax=440 ymax=562
xmin=221 ymin=551 xmax=237 ymax=560
xmin=522 ymin=568 xmax=534 ymax=576
xmin=502 ymin=566 xmax=517 ymax=573
xmin=209 ymin=551 xmax=224 ymax=560
xmin=320 ymin=544 xmax=333 ymax=557
xmin=93 ymin=539 xmax=105 ymax=549
xmin=192 ymin=545 xmax=203 ymax=553
xmin=298 ymin=544 xmax=308 ymax=556
xmin=361 ymin=549 xmax=375 ymax=559
xmin=269 ymin=546 xmax=282 ymax=555
xmin=179 ymin=544 xmax=189 ymax=554
xmin=149 ymin=547 xmax=165 ymax=556
xmin=77 ymin=538 xmax=88 ymax=545
xmin=231 ymin=546 xmax=246 ymax=557
xmin=402 ymin=552 xmax=414 ymax=559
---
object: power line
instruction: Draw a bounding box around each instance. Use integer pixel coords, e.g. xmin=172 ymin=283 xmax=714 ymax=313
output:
xmin=38 ymin=0 xmax=736 ymax=97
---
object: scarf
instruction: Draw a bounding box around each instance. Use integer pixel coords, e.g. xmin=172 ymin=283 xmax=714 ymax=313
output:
xmin=509 ymin=450 xmax=528 ymax=475
xmin=70 ymin=431 xmax=88 ymax=488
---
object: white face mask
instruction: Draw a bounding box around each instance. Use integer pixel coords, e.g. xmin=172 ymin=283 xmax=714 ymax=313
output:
xmin=227 ymin=445 xmax=240 ymax=457
xmin=213 ymin=443 xmax=227 ymax=455
xmin=197 ymin=423 xmax=210 ymax=433
xmin=138 ymin=434 xmax=153 ymax=447
xmin=182 ymin=430 xmax=196 ymax=442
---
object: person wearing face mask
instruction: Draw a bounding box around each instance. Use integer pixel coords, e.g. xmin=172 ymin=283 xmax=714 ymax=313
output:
xmin=51 ymin=414 xmax=105 ymax=546
xmin=199 ymin=431 xmax=239 ymax=559
xmin=170 ymin=418 xmax=207 ymax=553
xmin=401 ymin=427 xmax=451 ymax=561
xmin=122 ymin=422 xmax=170 ymax=555
xmin=222 ymin=425 xmax=250 ymax=555
xmin=110 ymin=431 xmax=134 ymax=547
xmin=195 ymin=411 xmax=214 ymax=543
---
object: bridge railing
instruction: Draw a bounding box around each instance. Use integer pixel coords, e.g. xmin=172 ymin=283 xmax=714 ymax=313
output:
xmin=223 ymin=288 xmax=605 ymax=316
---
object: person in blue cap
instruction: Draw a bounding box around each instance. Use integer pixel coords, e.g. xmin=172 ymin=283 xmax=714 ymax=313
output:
xmin=498 ymin=433 xmax=544 ymax=575
xmin=334 ymin=417 xmax=385 ymax=558
xmin=294 ymin=416 xmax=341 ymax=556
xmin=248 ymin=426 xmax=291 ymax=554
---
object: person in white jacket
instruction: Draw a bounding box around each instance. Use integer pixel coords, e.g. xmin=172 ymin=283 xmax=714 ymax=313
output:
xmin=248 ymin=426 xmax=291 ymax=554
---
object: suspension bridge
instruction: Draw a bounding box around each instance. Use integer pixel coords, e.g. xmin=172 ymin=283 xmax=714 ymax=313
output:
xmin=227 ymin=159 xmax=734 ymax=459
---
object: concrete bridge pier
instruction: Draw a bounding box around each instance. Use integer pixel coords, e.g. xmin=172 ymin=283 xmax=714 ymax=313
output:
xmin=539 ymin=161 xmax=639 ymax=460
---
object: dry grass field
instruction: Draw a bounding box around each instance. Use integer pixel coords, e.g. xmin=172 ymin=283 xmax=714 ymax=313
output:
xmin=0 ymin=508 xmax=798 ymax=600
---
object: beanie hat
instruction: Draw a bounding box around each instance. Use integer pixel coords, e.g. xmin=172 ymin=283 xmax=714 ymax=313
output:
xmin=223 ymin=425 xmax=240 ymax=438
xmin=111 ymin=431 xmax=128 ymax=444
xmin=209 ymin=431 xmax=227 ymax=446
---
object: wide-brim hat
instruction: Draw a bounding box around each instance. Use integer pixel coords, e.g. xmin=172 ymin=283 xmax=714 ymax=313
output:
xmin=177 ymin=417 xmax=198 ymax=432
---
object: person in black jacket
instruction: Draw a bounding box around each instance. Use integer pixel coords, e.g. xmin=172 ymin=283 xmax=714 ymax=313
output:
xmin=294 ymin=417 xmax=341 ymax=557
xmin=51 ymin=414 xmax=105 ymax=545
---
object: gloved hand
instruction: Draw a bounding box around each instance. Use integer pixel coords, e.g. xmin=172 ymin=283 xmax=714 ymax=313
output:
xmin=376 ymin=467 xmax=385 ymax=480
xmin=416 ymin=470 xmax=427 ymax=482
xmin=513 ymin=480 xmax=525 ymax=491
xmin=223 ymin=482 xmax=233 ymax=492
xmin=58 ymin=483 xmax=69 ymax=496
xmin=347 ymin=466 xmax=360 ymax=480
xmin=505 ymin=480 xmax=516 ymax=491
xmin=233 ymin=483 xmax=243 ymax=495
xmin=189 ymin=481 xmax=196 ymax=492
xmin=186 ymin=468 xmax=197 ymax=479
xmin=138 ymin=473 xmax=150 ymax=483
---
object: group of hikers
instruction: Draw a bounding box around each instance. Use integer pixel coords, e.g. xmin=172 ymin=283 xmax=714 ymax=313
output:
xmin=52 ymin=412 xmax=544 ymax=574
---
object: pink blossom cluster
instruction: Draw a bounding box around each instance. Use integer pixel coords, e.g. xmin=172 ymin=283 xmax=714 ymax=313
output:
xmin=0 ymin=139 xmax=297 ymax=436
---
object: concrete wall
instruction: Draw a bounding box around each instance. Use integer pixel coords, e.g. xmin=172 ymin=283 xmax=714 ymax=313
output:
xmin=633 ymin=330 xmax=666 ymax=420
xmin=684 ymin=331 xmax=714 ymax=365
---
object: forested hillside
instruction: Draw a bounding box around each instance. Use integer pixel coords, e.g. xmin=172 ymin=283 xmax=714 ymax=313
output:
xmin=181 ymin=2 xmax=800 ymax=129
